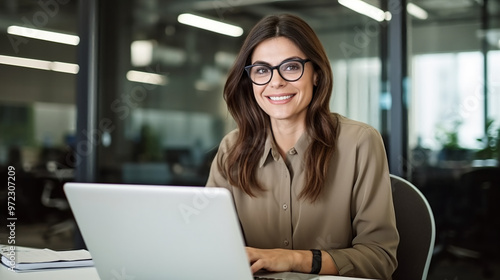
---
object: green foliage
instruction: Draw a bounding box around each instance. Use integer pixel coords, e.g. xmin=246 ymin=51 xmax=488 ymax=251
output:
xmin=475 ymin=119 xmax=499 ymax=160
xmin=435 ymin=120 xmax=462 ymax=150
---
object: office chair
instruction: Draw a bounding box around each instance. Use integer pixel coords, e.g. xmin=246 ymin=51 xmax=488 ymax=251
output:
xmin=39 ymin=162 xmax=76 ymax=241
xmin=390 ymin=174 xmax=436 ymax=280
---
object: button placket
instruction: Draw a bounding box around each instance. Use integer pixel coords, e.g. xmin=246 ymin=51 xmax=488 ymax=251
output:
xmin=278 ymin=160 xmax=292 ymax=249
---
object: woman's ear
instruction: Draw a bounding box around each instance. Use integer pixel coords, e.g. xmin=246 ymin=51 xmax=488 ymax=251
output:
xmin=313 ymin=72 xmax=319 ymax=86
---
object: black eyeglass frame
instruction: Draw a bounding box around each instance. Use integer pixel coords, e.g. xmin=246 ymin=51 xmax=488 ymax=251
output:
xmin=244 ymin=58 xmax=311 ymax=86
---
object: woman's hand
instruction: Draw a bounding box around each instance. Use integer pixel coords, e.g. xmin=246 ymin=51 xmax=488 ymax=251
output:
xmin=245 ymin=247 xmax=312 ymax=274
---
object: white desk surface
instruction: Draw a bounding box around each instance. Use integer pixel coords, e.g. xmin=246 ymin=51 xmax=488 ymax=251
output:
xmin=0 ymin=244 xmax=370 ymax=280
xmin=0 ymin=264 xmax=370 ymax=280
xmin=0 ymin=265 xmax=100 ymax=280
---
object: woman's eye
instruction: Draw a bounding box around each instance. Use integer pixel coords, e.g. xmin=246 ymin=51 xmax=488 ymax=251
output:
xmin=283 ymin=63 xmax=300 ymax=71
xmin=254 ymin=67 xmax=269 ymax=75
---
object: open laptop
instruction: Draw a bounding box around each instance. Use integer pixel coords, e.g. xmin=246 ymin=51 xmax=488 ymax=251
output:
xmin=64 ymin=183 xmax=319 ymax=280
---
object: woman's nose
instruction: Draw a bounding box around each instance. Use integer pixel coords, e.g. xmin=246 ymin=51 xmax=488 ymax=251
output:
xmin=269 ymin=69 xmax=285 ymax=88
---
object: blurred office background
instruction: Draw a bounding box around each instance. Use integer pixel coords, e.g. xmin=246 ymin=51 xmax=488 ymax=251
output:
xmin=0 ymin=0 xmax=499 ymax=279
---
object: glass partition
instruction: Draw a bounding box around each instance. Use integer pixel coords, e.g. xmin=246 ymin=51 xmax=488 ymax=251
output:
xmin=0 ymin=0 xmax=78 ymax=248
xmin=408 ymin=1 xmax=500 ymax=172
xmin=407 ymin=0 xmax=500 ymax=265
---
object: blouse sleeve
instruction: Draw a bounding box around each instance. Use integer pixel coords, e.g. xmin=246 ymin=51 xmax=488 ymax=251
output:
xmin=327 ymin=126 xmax=399 ymax=279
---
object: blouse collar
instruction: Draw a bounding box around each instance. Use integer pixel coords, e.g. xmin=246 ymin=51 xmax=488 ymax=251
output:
xmin=258 ymin=129 xmax=310 ymax=167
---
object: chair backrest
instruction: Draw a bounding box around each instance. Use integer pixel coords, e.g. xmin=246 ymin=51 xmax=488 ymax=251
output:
xmin=390 ymin=174 xmax=436 ymax=280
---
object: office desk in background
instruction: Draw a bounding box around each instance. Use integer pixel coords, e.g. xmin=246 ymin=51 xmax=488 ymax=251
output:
xmin=0 ymin=264 xmax=373 ymax=280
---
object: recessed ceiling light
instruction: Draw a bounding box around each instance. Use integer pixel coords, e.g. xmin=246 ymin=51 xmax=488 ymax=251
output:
xmin=407 ymin=3 xmax=428 ymax=20
xmin=177 ymin=13 xmax=243 ymax=37
xmin=126 ymin=70 xmax=168 ymax=86
xmin=7 ymin=25 xmax=79 ymax=45
xmin=338 ymin=0 xmax=388 ymax=22
xmin=0 ymin=55 xmax=79 ymax=74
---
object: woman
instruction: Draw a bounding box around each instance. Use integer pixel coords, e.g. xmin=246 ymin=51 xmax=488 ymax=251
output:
xmin=206 ymin=14 xmax=399 ymax=279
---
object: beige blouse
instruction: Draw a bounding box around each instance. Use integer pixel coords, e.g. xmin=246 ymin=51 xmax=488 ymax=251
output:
xmin=206 ymin=115 xmax=399 ymax=279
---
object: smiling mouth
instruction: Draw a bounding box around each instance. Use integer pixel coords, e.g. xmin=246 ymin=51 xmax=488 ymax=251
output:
xmin=268 ymin=95 xmax=294 ymax=101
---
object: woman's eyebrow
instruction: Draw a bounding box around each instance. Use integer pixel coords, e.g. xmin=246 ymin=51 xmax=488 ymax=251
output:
xmin=251 ymin=60 xmax=271 ymax=66
xmin=251 ymin=56 xmax=303 ymax=65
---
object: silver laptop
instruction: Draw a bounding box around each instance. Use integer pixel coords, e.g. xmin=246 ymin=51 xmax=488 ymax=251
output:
xmin=64 ymin=183 xmax=319 ymax=280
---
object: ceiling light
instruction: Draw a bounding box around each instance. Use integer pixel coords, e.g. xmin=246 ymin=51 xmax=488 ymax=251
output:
xmin=131 ymin=40 xmax=156 ymax=67
xmin=407 ymin=3 xmax=428 ymax=20
xmin=384 ymin=11 xmax=392 ymax=21
xmin=126 ymin=70 xmax=168 ymax=86
xmin=0 ymin=55 xmax=79 ymax=74
xmin=177 ymin=13 xmax=244 ymax=37
xmin=338 ymin=0 xmax=389 ymax=22
xmin=7 ymin=25 xmax=79 ymax=45
xmin=50 ymin=61 xmax=80 ymax=74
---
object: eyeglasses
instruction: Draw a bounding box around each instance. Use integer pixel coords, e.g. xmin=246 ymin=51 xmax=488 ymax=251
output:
xmin=244 ymin=58 xmax=311 ymax=86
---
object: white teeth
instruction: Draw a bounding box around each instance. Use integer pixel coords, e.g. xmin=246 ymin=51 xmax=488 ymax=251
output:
xmin=269 ymin=95 xmax=292 ymax=101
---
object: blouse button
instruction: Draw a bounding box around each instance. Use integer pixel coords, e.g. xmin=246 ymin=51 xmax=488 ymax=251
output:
xmin=282 ymin=203 xmax=288 ymax=210
xmin=289 ymin=148 xmax=297 ymax=155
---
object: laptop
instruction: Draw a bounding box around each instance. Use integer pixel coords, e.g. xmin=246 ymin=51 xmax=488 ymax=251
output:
xmin=64 ymin=183 xmax=319 ymax=280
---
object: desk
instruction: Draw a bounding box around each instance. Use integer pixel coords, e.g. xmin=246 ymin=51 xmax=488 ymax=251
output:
xmin=0 ymin=265 xmax=99 ymax=280
xmin=0 ymin=264 xmax=371 ymax=280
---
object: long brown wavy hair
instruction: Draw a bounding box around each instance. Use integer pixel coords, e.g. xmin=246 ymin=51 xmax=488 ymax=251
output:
xmin=220 ymin=14 xmax=339 ymax=202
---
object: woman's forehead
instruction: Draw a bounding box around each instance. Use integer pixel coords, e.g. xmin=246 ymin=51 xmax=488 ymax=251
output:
xmin=251 ymin=37 xmax=306 ymax=64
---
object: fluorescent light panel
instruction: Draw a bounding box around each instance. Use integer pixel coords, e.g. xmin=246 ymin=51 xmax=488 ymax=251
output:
xmin=407 ymin=3 xmax=428 ymax=20
xmin=338 ymin=0 xmax=389 ymax=22
xmin=7 ymin=25 xmax=80 ymax=45
xmin=126 ymin=70 xmax=168 ymax=86
xmin=177 ymin=13 xmax=243 ymax=37
xmin=0 ymin=55 xmax=79 ymax=74
xmin=131 ymin=40 xmax=155 ymax=67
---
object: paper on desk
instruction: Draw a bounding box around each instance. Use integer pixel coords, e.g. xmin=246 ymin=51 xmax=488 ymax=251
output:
xmin=0 ymin=246 xmax=93 ymax=272
xmin=11 ymin=248 xmax=91 ymax=263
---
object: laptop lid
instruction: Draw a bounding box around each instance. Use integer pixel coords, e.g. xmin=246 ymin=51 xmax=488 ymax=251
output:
xmin=64 ymin=183 xmax=254 ymax=280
